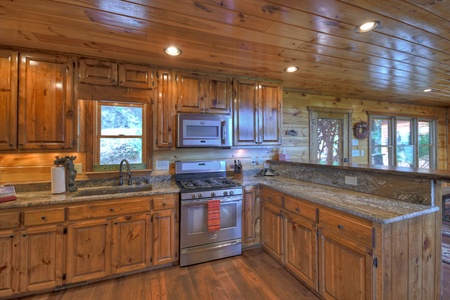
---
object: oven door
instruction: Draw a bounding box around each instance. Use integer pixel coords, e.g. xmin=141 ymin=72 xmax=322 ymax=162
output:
xmin=180 ymin=197 xmax=242 ymax=248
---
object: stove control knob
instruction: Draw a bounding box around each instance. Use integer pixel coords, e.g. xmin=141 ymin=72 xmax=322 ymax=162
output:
xmin=223 ymin=191 xmax=228 ymax=196
xmin=191 ymin=194 xmax=196 ymax=199
xmin=197 ymin=193 xmax=203 ymax=198
xmin=211 ymin=192 xmax=216 ymax=197
xmin=229 ymin=190 xmax=234 ymax=196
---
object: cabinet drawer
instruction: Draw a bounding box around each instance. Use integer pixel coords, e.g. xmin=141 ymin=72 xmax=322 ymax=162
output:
xmin=23 ymin=208 xmax=65 ymax=226
xmin=319 ymin=208 xmax=373 ymax=247
xmin=153 ymin=194 xmax=175 ymax=211
xmin=0 ymin=211 xmax=21 ymax=228
xmin=260 ymin=187 xmax=283 ymax=207
xmin=284 ymin=196 xmax=317 ymax=222
xmin=68 ymin=198 xmax=151 ymax=221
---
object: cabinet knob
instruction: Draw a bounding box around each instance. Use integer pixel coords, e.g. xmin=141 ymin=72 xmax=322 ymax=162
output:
xmin=41 ymin=216 xmax=47 ymax=220
xmin=295 ymin=207 xmax=300 ymax=213
xmin=10 ymin=234 xmax=15 ymax=238
xmin=114 ymin=222 xmax=118 ymax=225
xmin=22 ymin=233 xmax=27 ymax=237
xmin=9 ymin=143 xmax=13 ymax=147
xmin=125 ymin=216 xmax=132 ymax=221
xmin=337 ymin=224 xmax=344 ymax=230
xmin=162 ymin=202 xmax=167 ymax=206
xmin=110 ymin=208 xmax=114 ymax=212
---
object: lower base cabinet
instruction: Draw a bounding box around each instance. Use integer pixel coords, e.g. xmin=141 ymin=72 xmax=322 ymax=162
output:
xmin=112 ymin=214 xmax=151 ymax=274
xmin=261 ymin=202 xmax=283 ymax=262
xmin=0 ymin=229 xmax=19 ymax=298
xmin=66 ymin=219 xmax=112 ymax=284
xmin=318 ymin=229 xmax=373 ymax=300
xmin=284 ymin=214 xmax=318 ymax=291
xmin=152 ymin=210 xmax=176 ymax=266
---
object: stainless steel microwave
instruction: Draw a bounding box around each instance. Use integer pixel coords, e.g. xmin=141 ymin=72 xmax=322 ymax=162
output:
xmin=177 ymin=113 xmax=232 ymax=148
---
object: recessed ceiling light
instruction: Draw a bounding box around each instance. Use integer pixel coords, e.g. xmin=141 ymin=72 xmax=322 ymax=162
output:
xmin=284 ymin=66 xmax=299 ymax=73
xmin=164 ymin=46 xmax=182 ymax=56
xmin=355 ymin=21 xmax=380 ymax=33
xmin=423 ymin=88 xmax=433 ymax=92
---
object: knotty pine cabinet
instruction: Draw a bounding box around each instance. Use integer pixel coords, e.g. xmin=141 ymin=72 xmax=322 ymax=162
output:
xmin=0 ymin=50 xmax=18 ymax=151
xmin=155 ymin=69 xmax=176 ymax=148
xmin=0 ymin=193 xmax=178 ymax=298
xmin=79 ymin=58 xmax=154 ymax=89
xmin=0 ymin=51 xmax=75 ymax=151
xmin=233 ymin=79 xmax=282 ymax=146
xmin=260 ymin=186 xmax=373 ymax=299
xmin=176 ymin=72 xmax=232 ymax=114
xmin=242 ymin=186 xmax=261 ymax=248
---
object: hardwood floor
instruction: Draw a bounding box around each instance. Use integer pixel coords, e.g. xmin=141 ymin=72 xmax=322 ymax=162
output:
xmin=14 ymin=226 xmax=450 ymax=300
xmin=16 ymin=248 xmax=319 ymax=300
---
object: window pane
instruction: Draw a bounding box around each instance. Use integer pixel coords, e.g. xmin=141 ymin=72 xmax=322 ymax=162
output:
xmin=396 ymin=145 xmax=414 ymax=167
xmin=100 ymin=138 xmax=142 ymax=164
xmin=370 ymin=119 xmax=390 ymax=146
xmin=371 ymin=146 xmax=390 ymax=165
xmin=396 ymin=119 xmax=412 ymax=145
xmin=317 ymin=118 xmax=342 ymax=163
xmin=101 ymin=106 xmax=143 ymax=136
xmin=418 ymin=145 xmax=430 ymax=168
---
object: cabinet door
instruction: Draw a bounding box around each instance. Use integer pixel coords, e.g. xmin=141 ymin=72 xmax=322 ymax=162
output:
xmin=66 ymin=219 xmax=111 ymax=283
xmin=233 ymin=79 xmax=258 ymax=145
xmin=204 ymin=76 xmax=232 ymax=114
xmin=155 ymin=69 xmax=176 ymax=148
xmin=0 ymin=50 xmax=18 ymax=150
xmin=284 ymin=214 xmax=318 ymax=291
xmin=118 ymin=63 xmax=153 ymax=89
xmin=18 ymin=52 xmax=75 ymax=150
xmin=318 ymin=229 xmax=373 ymax=300
xmin=257 ymin=81 xmax=282 ymax=145
xmin=176 ymin=72 xmax=204 ymax=113
xmin=111 ymin=214 xmax=151 ymax=274
xmin=0 ymin=230 xmax=19 ymax=298
xmin=261 ymin=202 xmax=283 ymax=262
xmin=152 ymin=210 xmax=176 ymax=266
xmin=79 ymin=58 xmax=117 ymax=85
xmin=243 ymin=186 xmax=260 ymax=248
xmin=19 ymin=225 xmax=64 ymax=293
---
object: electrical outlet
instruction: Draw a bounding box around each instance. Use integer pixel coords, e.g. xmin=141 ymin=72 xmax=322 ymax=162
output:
xmin=344 ymin=176 xmax=358 ymax=186
xmin=74 ymin=163 xmax=82 ymax=174
xmin=155 ymin=160 xmax=170 ymax=170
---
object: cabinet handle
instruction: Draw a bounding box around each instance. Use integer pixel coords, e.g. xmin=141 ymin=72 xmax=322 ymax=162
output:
xmin=337 ymin=224 xmax=344 ymax=230
xmin=10 ymin=234 xmax=15 ymax=238
xmin=22 ymin=233 xmax=27 ymax=237
xmin=162 ymin=202 xmax=167 ymax=206
xmin=114 ymin=222 xmax=118 ymax=225
xmin=125 ymin=216 xmax=132 ymax=221
xmin=41 ymin=216 xmax=47 ymax=220
xmin=295 ymin=207 xmax=300 ymax=213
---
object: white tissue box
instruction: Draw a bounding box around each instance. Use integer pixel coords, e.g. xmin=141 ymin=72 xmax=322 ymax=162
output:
xmin=279 ymin=154 xmax=289 ymax=161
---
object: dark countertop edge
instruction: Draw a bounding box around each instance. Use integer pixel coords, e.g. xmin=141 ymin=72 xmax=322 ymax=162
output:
xmin=238 ymin=176 xmax=438 ymax=225
xmin=269 ymin=160 xmax=450 ymax=181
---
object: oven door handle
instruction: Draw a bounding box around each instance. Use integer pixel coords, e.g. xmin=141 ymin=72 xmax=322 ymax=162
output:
xmin=181 ymin=198 xmax=242 ymax=206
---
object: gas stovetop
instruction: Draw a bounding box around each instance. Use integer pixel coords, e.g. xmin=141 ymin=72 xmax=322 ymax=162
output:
xmin=177 ymin=177 xmax=239 ymax=190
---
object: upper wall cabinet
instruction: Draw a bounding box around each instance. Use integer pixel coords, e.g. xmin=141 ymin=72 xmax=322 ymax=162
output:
xmin=176 ymin=72 xmax=232 ymax=114
xmin=155 ymin=69 xmax=176 ymax=149
xmin=233 ymin=79 xmax=282 ymax=146
xmin=0 ymin=50 xmax=18 ymax=150
xmin=79 ymin=58 xmax=118 ymax=86
xmin=18 ymin=52 xmax=76 ymax=150
xmin=118 ymin=63 xmax=154 ymax=89
xmin=79 ymin=58 xmax=154 ymax=89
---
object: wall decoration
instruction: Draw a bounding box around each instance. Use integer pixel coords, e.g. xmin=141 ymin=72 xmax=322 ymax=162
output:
xmin=353 ymin=121 xmax=370 ymax=140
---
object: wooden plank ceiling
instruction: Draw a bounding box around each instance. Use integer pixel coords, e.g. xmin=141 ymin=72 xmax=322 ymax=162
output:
xmin=1 ymin=0 xmax=450 ymax=107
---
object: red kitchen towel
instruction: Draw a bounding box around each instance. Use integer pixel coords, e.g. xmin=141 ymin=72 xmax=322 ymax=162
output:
xmin=207 ymin=199 xmax=221 ymax=232
xmin=0 ymin=195 xmax=17 ymax=203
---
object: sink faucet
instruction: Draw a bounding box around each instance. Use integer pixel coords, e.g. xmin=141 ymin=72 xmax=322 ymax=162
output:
xmin=118 ymin=159 xmax=132 ymax=186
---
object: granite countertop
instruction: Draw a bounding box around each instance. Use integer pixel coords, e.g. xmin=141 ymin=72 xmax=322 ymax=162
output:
xmin=0 ymin=181 xmax=180 ymax=209
xmin=236 ymin=175 xmax=438 ymax=224
xmin=1 ymin=176 xmax=438 ymax=225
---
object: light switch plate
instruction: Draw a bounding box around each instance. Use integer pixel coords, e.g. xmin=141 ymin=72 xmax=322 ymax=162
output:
xmin=344 ymin=176 xmax=358 ymax=186
xmin=155 ymin=160 xmax=170 ymax=170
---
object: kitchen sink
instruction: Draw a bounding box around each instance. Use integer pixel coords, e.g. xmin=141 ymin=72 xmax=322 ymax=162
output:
xmin=73 ymin=185 xmax=152 ymax=197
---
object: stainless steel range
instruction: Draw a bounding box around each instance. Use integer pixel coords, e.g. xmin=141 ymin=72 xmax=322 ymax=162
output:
xmin=175 ymin=160 xmax=242 ymax=267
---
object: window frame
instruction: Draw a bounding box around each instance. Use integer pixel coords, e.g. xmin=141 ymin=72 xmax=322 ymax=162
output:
xmin=308 ymin=106 xmax=353 ymax=163
xmin=92 ymin=101 xmax=150 ymax=171
xmin=368 ymin=113 xmax=437 ymax=169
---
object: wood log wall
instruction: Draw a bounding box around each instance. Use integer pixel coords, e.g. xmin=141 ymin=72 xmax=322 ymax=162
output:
xmin=0 ymin=91 xmax=448 ymax=184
